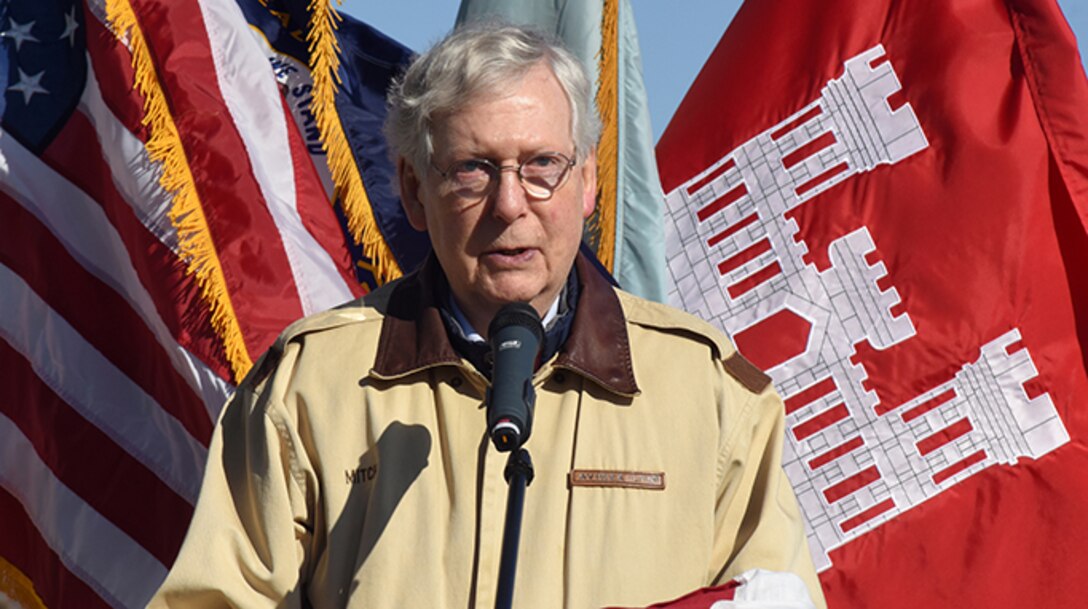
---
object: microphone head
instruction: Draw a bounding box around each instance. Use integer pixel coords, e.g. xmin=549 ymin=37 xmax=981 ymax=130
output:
xmin=486 ymin=303 xmax=544 ymax=452
xmin=488 ymin=302 xmax=544 ymax=344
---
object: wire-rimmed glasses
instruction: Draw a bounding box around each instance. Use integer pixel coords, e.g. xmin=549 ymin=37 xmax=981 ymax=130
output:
xmin=432 ymin=151 xmax=577 ymax=201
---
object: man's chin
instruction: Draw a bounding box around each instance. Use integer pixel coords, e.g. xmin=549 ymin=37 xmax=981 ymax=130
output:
xmin=452 ymin=271 xmax=560 ymax=321
xmin=480 ymin=281 xmax=553 ymax=313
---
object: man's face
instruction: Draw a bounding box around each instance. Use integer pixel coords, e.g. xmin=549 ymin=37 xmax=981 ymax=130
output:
xmin=399 ymin=62 xmax=597 ymax=333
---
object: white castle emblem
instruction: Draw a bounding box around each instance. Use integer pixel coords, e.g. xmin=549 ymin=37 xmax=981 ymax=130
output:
xmin=663 ymin=45 xmax=1070 ymax=570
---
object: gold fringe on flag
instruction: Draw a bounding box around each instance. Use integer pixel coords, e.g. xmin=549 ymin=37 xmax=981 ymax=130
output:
xmin=106 ymin=0 xmax=253 ymax=382
xmin=593 ymin=0 xmax=620 ymax=273
xmin=306 ymin=0 xmax=403 ymax=284
xmin=0 ymin=556 xmax=49 ymax=609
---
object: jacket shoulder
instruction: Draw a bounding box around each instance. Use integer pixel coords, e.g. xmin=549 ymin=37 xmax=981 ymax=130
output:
xmin=278 ymin=273 xmax=407 ymax=342
xmin=242 ymin=294 xmax=387 ymax=387
xmin=615 ymin=291 xmax=771 ymax=394
xmin=615 ymin=291 xmax=732 ymax=355
xmin=283 ymin=296 xmax=384 ymax=342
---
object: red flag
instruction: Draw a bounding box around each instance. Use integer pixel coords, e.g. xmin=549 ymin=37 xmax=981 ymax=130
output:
xmin=657 ymin=0 xmax=1088 ymax=607
xmin=0 ymin=0 xmax=361 ymax=605
xmin=608 ymin=569 xmax=815 ymax=609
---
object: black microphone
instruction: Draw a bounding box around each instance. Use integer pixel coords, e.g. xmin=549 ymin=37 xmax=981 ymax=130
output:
xmin=486 ymin=303 xmax=544 ymax=452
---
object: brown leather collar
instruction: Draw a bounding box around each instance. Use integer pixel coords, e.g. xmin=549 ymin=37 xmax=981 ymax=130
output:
xmin=368 ymin=253 xmax=639 ymax=397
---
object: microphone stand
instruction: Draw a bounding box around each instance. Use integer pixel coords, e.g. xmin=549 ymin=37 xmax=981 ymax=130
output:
xmin=486 ymin=302 xmax=543 ymax=609
xmin=495 ymin=447 xmax=534 ymax=609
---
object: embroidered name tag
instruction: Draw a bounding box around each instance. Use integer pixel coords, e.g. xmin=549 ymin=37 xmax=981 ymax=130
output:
xmin=569 ymin=469 xmax=665 ymax=490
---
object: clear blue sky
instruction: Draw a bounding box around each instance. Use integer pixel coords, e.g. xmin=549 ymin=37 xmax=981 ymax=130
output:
xmin=342 ymin=0 xmax=1088 ymax=142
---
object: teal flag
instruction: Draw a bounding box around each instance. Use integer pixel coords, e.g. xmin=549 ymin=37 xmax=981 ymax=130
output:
xmin=456 ymin=0 xmax=668 ymax=302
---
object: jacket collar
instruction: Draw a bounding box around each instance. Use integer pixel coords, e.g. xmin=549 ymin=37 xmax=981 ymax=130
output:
xmin=369 ymin=253 xmax=639 ymax=397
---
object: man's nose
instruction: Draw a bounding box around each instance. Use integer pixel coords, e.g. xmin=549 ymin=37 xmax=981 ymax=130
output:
xmin=491 ymin=167 xmax=530 ymax=222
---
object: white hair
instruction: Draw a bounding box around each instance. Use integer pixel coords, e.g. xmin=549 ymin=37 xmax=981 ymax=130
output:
xmin=384 ymin=22 xmax=601 ymax=172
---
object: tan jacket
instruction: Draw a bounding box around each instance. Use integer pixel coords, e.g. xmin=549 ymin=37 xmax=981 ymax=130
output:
xmin=148 ymin=256 xmax=825 ymax=609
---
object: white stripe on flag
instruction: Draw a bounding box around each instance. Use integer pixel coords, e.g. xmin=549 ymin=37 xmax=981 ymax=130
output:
xmin=0 ymin=263 xmax=206 ymax=503
xmin=199 ymin=0 xmax=355 ymax=315
xmin=0 ymin=125 xmax=232 ymax=419
xmin=0 ymin=412 xmax=168 ymax=609
xmin=79 ymin=63 xmax=180 ymax=255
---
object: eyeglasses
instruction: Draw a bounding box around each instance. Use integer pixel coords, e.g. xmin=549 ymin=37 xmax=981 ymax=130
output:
xmin=432 ymin=151 xmax=577 ymax=200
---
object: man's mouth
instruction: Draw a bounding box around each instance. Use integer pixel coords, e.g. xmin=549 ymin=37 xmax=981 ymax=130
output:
xmin=483 ymin=247 xmax=535 ymax=265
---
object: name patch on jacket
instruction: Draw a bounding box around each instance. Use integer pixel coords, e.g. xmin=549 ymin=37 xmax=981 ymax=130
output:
xmin=568 ymin=469 xmax=665 ymax=490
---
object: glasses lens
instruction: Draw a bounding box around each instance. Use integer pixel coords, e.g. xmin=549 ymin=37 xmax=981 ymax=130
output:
xmin=446 ymin=159 xmax=495 ymax=197
xmin=519 ymin=153 xmax=572 ymax=198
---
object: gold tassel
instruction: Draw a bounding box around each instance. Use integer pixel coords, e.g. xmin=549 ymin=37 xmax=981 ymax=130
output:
xmin=106 ymin=0 xmax=253 ymax=382
xmin=594 ymin=0 xmax=620 ymax=272
xmin=0 ymin=556 xmax=49 ymax=609
xmin=306 ymin=0 xmax=403 ymax=284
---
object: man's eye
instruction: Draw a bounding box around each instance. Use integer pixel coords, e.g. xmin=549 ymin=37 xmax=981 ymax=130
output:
xmin=527 ymin=155 xmax=561 ymax=169
xmin=451 ymin=160 xmax=490 ymax=178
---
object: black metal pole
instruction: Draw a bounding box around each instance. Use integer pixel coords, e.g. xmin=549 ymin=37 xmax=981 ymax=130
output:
xmin=494 ymin=447 xmax=534 ymax=609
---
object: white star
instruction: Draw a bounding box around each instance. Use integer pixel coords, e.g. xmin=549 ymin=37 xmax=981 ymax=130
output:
xmin=60 ymin=7 xmax=79 ymax=47
xmin=7 ymin=68 xmax=48 ymax=105
xmin=1 ymin=18 xmax=38 ymax=52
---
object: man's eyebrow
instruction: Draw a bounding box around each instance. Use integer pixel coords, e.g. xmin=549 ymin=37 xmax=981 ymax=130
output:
xmin=451 ymin=149 xmax=563 ymax=162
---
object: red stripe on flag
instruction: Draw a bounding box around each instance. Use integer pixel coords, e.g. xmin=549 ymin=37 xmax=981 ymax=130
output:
xmin=129 ymin=0 xmax=305 ymax=355
xmin=784 ymin=377 xmax=837 ymax=415
xmin=707 ymin=213 xmax=759 ymax=248
xmin=83 ymin=3 xmax=147 ymax=141
xmin=781 ymin=131 xmax=837 ymax=169
xmin=727 ymin=261 xmax=782 ymax=298
xmin=687 ymin=158 xmax=737 ymax=196
xmin=280 ymin=95 xmax=363 ymax=296
xmin=717 ymin=238 xmax=772 ymax=275
xmin=933 ymin=450 xmax=987 ymax=485
xmin=40 ymin=109 xmax=233 ymax=383
xmin=809 ymin=436 xmax=865 ymax=470
xmin=696 ymin=183 xmax=748 ymax=222
xmin=823 ymin=466 xmax=881 ymax=504
xmin=0 ymin=191 xmax=213 ymax=445
xmin=795 ymin=161 xmax=849 ymax=197
xmin=901 ymin=388 xmax=957 ymax=422
xmin=770 ymin=105 xmax=823 ymax=140
xmin=839 ymin=498 xmax=896 ymax=533
xmin=916 ymin=418 xmax=974 ymax=456
xmin=0 ymin=341 xmax=192 ymax=565
xmin=0 ymin=488 xmax=113 ymax=609
xmin=792 ymin=403 xmax=849 ymax=441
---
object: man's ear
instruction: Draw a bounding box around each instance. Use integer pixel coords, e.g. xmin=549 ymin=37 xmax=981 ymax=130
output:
xmin=579 ymin=150 xmax=598 ymax=219
xmin=398 ymin=157 xmax=429 ymax=232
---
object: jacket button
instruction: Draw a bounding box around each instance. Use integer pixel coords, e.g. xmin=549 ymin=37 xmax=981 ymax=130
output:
xmin=449 ymin=375 xmax=464 ymax=388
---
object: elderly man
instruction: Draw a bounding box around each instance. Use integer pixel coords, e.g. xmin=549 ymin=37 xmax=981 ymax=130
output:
xmin=148 ymin=23 xmax=824 ymax=609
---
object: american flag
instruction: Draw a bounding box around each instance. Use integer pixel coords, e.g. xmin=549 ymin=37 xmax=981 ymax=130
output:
xmin=0 ymin=0 xmax=364 ymax=606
